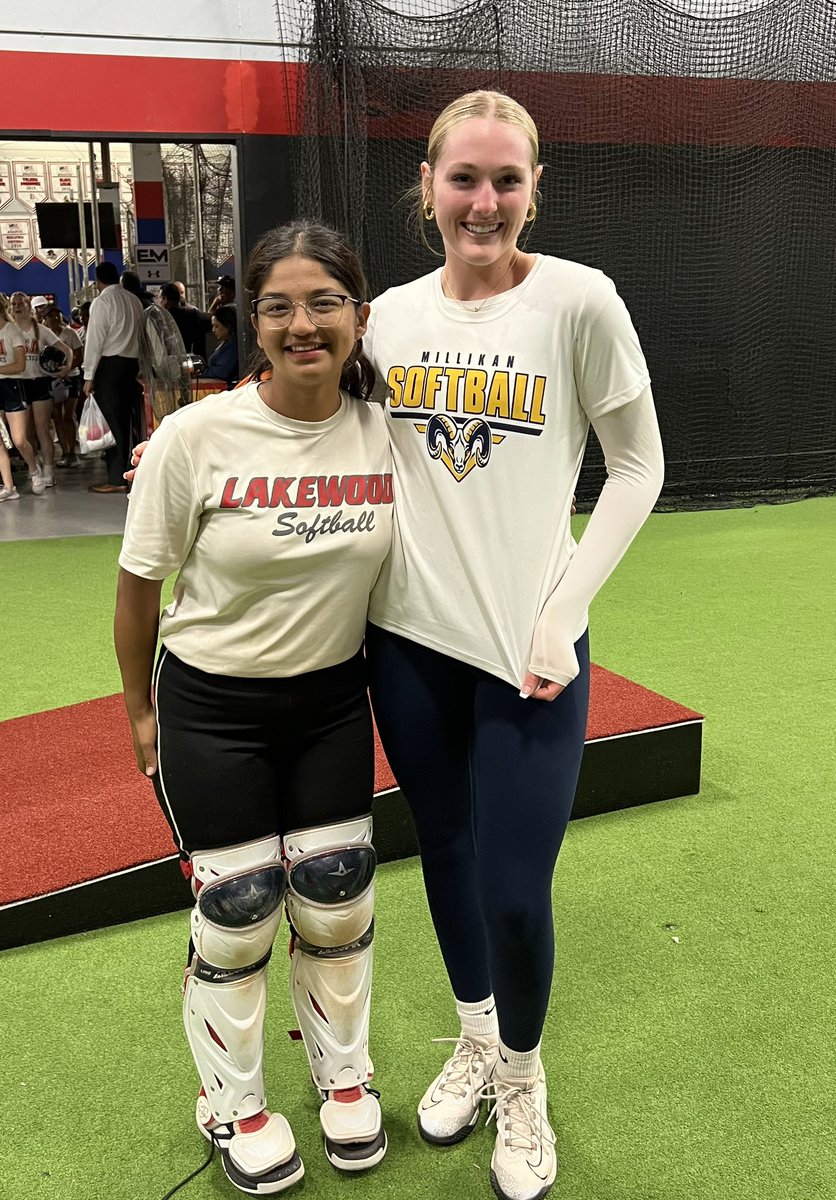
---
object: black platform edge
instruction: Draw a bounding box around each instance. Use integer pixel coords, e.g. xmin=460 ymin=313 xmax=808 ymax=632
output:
xmin=0 ymin=718 xmax=702 ymax=951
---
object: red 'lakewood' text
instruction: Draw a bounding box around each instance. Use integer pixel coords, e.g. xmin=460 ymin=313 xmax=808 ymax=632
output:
xmin=220 ymin=474 xmax=394 ymax=509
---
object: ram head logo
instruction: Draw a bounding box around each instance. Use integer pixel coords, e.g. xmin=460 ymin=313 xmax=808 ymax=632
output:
xmin=425 ymin=415 xmax=492 ymax=481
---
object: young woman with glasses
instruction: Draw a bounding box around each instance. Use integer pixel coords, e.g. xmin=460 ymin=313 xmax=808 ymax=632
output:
xmin=114 ymin=222 xmax=393 ymax=1196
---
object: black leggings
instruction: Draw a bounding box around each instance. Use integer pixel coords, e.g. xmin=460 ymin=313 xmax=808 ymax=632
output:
xmin=366 ymin=624 xmax=590 ymax=1051
xmin=152 ymin=647 xmax=374 ymax=854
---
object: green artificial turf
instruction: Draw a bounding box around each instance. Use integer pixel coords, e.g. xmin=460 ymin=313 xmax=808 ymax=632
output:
xmin=2 ymin=535 xmax=175 ymax=722
xmin=1 ymin=499 xmax=834 ymax=1200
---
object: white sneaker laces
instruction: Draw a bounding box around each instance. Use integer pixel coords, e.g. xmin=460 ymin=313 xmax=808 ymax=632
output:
xmin=430 ymin=1037 xmax=491 ymax=1100
xmin=484 ymin=1078 xmax=557 ymax=1153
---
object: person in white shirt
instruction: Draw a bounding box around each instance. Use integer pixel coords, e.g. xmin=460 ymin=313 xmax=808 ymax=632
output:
xmin=114 ymin=223 xmax=393 ymax=1197
xmin=0 ymin=293 xmax=41 ymax=496
xmin=82 ymin=260 xmax=143 ymax=492
xmin=42 ymin=305 xmax=83 ymax=467
xmin=362 ymin=91 xmax=664 ymax=1200
xmin=9 ymin=292 xmax=72 ymax=488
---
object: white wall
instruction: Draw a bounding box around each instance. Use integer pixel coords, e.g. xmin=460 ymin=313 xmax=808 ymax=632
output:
xmin=0 ymin=0 xmax=301 ymax=60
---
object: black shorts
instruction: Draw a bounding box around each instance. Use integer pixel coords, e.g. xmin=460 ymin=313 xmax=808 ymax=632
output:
xmin=0 ymin=379 xmax=27 ymax=413
xmin=152 ymin=647 xmax=374 ymax=854
xmin=22 ymin=378 xmax=51 ymax=403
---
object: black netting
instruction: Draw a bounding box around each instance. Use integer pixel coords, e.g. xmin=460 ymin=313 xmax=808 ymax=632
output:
xmin=274 ymin=0 xmax=836 ymax=505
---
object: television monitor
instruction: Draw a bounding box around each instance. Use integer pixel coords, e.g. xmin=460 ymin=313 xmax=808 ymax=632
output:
xmin=35 ymin=202 xmax=119 ymax=250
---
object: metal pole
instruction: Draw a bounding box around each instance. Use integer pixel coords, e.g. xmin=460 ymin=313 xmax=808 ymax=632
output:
xmin=76 ymin=173 xmax=89 ymax=296
xmin=191 ymin=145 xmax=206 ymax=309
xmin=88 ymin=143 xmax=102 ymax=264
xmin=67 ymin=251 xmax=76 ymax=309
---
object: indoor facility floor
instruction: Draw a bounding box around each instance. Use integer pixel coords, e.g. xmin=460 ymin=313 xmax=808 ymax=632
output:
xmin=0 ymin=453 xmax=127 ymax=542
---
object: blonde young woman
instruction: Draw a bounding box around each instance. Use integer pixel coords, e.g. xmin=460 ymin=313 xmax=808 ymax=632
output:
xmin=0 ymin=294 xmax=42 ymax=496
xmin=362 ymin=91 xmax=665 ymax=1200
xmin=9 ymin=292 xmax=72 ymax=487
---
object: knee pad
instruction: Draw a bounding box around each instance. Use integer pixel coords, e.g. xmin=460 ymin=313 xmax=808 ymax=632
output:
xmin=284 ymin=815 xmax=376 ymax=1091
xmin=189 ymin=835 xmax=286 ymax=977
xmin=184 ymin=835 xmax=285 ymax=1123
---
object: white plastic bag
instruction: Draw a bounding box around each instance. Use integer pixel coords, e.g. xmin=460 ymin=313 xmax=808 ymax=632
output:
xmin=77 ymin=394 xmax=116 ymax=455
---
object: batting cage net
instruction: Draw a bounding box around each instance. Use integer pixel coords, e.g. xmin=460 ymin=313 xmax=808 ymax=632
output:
xmin=274 ymin=0 xmax=836 ymax=505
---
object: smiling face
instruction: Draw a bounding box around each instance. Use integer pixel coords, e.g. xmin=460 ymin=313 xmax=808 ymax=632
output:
xmin=251 ymin=255 xmax=368 ymax=418
xmin=423 ymin=117 xmax=541 ymax=275
xmin=10 ymin=292 xmax=32 ymax=322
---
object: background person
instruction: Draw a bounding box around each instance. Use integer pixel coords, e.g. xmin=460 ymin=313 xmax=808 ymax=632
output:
xmin=30 ymin=294 xmax=50 ymax=322
xmin=208 ymin=273 xmax=236 ymax=314
xmin=114 ymin=222 xmax=393 ymax=1197
xmin=9 ymin=291 xmax=72 ymax=488
xmin=159 ymin=282 xmax=211 ymax=358
xmin=362 ymin=90 xmax=665 ymax=1200
xmin=42 ymin=305 xmax=83 ymax=467
xmin=203 ymin=304 xmax=238 ymax=386
xmin=0 ymin=294 xmax=41 ymax=494
xmin=82 ymin=260 xmax=144 ymax=494
xmin=77 ymin=301 xmax=91 ymax=343
xmin=0 ymin=417 xmax=18 ymax=501
xmin=120 ymin=270 xmax=154 ymax=310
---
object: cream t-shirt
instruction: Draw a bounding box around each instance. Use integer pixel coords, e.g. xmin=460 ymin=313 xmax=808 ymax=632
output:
xmin=364 ymin=254 xmax=651 ymax=687
xmin=119 ymin=383 xmax=394 ymax=677
xmin=0 ymin=321 xmax=25 ymax=368
xmin=10 ymin=322 xmax=60 ymax=379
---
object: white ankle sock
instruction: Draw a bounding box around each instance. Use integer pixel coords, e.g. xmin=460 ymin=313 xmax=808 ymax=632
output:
xmin=456 ymin=995 xmax=499 ymax=1043
xmin=496 ymin=1038 xmax=541 ymax=1082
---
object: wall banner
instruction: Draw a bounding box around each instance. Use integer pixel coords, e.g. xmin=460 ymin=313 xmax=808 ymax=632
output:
xmin=0 ymin=162 xmax=12 ymax=211
xmin=49 ymin=162 xmax=83 ymax=201
xmin=0 ymin=218 xmax=34 ymax=267
xmin=13 ymin=161 xmax=47 ymax=206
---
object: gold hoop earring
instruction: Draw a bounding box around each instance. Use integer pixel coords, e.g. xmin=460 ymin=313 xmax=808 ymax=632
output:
xmin=423 ymin=200 xmax=434 ymax=221
xmin=525 ymin=202 xmax=537 ymax=223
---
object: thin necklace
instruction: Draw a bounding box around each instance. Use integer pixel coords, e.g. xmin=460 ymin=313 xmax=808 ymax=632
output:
xmin=441 ymin=253 xmax=518 ymax=312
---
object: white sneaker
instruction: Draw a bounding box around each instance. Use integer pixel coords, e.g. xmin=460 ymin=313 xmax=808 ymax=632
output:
xmin=418 ymin=1037 xmax=498 ymax=1145
xmin=196 ymin=1089 xmax=304 ymax=1194
xmin=30 ymin=472 xmax=46 ymax=495
xmin=486 ymin=1066 xmax=557 ymax=1200
xmin=0 ymin=486 xmax=20 ymax=502
xmin=43 ymin=465 xmax=55 ymax=487
xmin=320 ymin=1084 xmax=387 ymax=1171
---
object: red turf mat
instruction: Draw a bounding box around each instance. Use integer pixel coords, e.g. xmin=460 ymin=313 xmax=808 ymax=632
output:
xmin=0 ymin=670 xmax=700 ymax=906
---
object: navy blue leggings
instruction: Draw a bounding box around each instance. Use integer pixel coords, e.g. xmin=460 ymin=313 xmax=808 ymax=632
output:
xmin=365 ymin=624 xmax=590 ymax=1052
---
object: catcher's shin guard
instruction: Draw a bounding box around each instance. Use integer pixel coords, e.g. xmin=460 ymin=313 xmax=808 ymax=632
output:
xmin=184 ymin=836 xmax=304 ymax=1194
xmin=284 ymin=815 xmax=386 ymax=1170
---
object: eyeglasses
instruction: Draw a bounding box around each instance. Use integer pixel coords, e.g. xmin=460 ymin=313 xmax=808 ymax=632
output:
xmin=251 ymin=293 xmax=361 ymax=327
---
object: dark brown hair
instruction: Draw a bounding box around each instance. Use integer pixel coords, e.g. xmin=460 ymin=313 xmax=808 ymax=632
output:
xmin=212 ymin=304 xmax=237 ymax=336
xmin=245 ymin=221 xmax=375 ymax=401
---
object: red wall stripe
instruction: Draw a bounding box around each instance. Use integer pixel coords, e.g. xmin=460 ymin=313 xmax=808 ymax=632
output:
xmin=0 ymin=52 xmax=302 ymax=137
xmin=133 ymin=180 xmax=165 ymax=218
xmin=0 ymin=51 xmax=834 ymax=147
